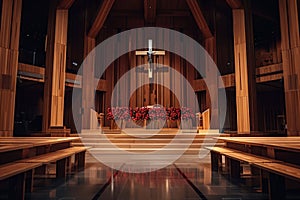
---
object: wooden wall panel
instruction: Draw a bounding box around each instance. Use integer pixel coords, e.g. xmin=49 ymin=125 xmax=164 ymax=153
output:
xmin=163 ymin=52 xmax=171 ymax=107
xmin=279 ymin=0 xmax=300 ymax=136
xmin=0 ymin=0 xmax=13 ymax=48
xmin=0 ymin=0 xmax=22 ymax=136
xmin=129 ymin=52 xmax=137 ymax=108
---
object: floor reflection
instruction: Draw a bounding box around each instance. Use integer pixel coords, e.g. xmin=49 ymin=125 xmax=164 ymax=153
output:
xmin=26 ymin=153 xmax=269 ymax=200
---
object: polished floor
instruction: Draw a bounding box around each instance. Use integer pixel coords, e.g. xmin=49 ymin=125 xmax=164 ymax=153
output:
xmin=25 ymin=153 xmax=271 ymax=200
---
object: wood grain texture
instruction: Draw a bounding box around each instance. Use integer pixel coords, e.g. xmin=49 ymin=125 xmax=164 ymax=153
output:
xmin=51 ymin=10 xmax=68 ymax=127
xmin=232 ymin=9 xmax=250 ymax=133
xmin=0 ymin=0 xmax=13 ymax=48
xmin=0 ymin=0 xmax=22 ymax=136
xmin=219 ymin=73 xmax=235 ymax=88
xmin=279 ymin=0 xmax=300 ymax=136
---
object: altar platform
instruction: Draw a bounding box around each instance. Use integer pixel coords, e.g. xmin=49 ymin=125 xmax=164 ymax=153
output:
xmin=72 ymin=128 xmax=228 ymax=156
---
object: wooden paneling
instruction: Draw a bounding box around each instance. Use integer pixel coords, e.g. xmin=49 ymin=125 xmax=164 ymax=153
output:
xmin=18 ymin=62 xmax=282 ymax=88
xmin=256 ymin=74 xmax=283 ymax=83
xmin=65 ymin=72 xmax=81 ymax=88
xmin=279 ymin=0 xmax=300 ymax=136
xmin=0 ymin=0 xmax=12 ymax=48
xmin=232 ymin=9 xmax=250 ymax=133
xmin=0 ymin=0 xmax=22 ymax=136
xmin=219 ymin=73 xmax=235 ymax=88
xmin=256 ymin=63 xmax=283 ymax=75
xmin=18 ymin=63 xmax=45 ymax=75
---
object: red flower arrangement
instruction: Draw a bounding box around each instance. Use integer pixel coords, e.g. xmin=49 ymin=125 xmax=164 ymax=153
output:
xmin=166 ymin=107 xmax=180 ymax=120
xmin=107 ymin=107 xmax=195 ymax=121
xmin=131 ymin=107 xmax=149 ymax=121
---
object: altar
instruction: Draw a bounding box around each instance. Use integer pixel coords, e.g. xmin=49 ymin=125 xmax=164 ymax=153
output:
xmin=98 ymin=106 xmax=210 ymax=131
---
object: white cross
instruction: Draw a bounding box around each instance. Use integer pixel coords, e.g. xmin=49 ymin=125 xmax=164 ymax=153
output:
xmin=135 ymin=39 xmax=165 ymax=78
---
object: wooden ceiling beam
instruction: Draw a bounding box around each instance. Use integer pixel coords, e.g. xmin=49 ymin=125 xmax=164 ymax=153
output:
xmin=226 ymin=0 xmax=243 ymax=9
xmin=88 ymin=0 xmax=115 ymax=38
xmin=57 ymin=0 xmax=75 ymax=9
xmin=186 ymin=0 xmax=212 ymax=39
xmin=186 ymin=0 xmax=213 ymax=38
xmin=144 ymin=0 xmax=157 ymax=23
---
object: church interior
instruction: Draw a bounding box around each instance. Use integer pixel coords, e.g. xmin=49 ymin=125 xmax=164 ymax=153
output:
xmin=1 ymin=0 xmax=300 ymax=199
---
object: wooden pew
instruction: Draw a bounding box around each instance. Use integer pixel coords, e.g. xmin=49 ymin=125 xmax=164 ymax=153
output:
xmin=0 ymin=162 xmax=42 ymax=200
xmin=17 ymin=146 xmax=90 ymax=180
xmin=0 ymin=137 xmax=87 ymax=199
xmin=206 ymin=146 xmax=281 ymax=175
xmin=252 ymin=162 xmax=300 ymax=200
xmin=206 ymin=146 xmax=300 ymax=199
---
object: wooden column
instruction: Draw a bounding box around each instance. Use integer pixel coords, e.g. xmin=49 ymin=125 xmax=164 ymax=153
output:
xmin=232 ymin=9 xmax=251 ymax=133
xmin=0 ymin=0 xmax=22 ymax=136
xmin=205 ymin=37 xmax=219 ymax=129
xmin=279 ymin=0 xmax=300 ymax=136
xmin=43 ymin=1 xmax=69 ymax=134
xmin=82 ymin=36 xmax=95 ymax=130
xmin=244 ymin=1 xmax=258 ymax=132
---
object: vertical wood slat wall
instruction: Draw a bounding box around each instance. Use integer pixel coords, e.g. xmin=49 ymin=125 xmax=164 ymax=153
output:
xmin=0 ymin=0 xmax=22 ymax=136
xmin=279 ymin=0 xmax=300 ymax=136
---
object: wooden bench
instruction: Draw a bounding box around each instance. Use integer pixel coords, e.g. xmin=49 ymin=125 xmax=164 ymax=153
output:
xmin=0 ymin=162 xmax=42 ymax=200
xmin=206 ymin=146 xmax=300 ymax=199
xmin=205 ymin=147 xmax=236 ymax=172
xmin=17 ymin=146 xmax=90 ymax=180
xmin=206 ymin=147 xmax=282 ymax=177
xmin=60 ymin=146 xmax=90 ymax=171
xmin=252 ymin=162 xmax=300 ymax=200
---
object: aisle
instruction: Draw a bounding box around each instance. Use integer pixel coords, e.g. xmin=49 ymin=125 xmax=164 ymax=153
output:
xmin=98 ymin=166 xmax=201 ymax=200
